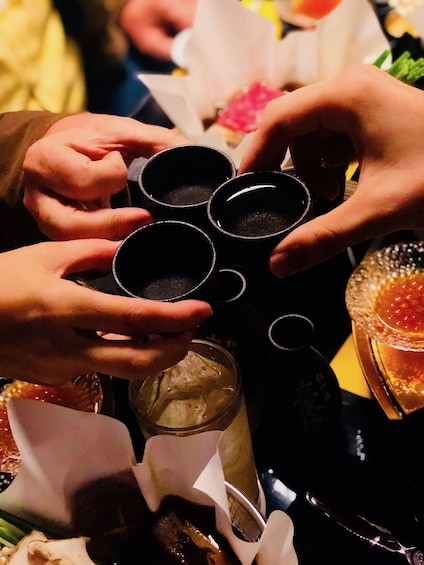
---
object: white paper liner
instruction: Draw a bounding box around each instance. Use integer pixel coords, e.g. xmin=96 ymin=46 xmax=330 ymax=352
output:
xmin=138 ymin=0 xmax=390 ymax=165
xmin=0 ymin=398 xmax=298 ymax=565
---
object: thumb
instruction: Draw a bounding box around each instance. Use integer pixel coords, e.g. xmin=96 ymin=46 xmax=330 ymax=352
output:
xmin=269 ymin=194 xmax=379 ymax=277
xmin=32 ymin=239 xmax=120 ymax=276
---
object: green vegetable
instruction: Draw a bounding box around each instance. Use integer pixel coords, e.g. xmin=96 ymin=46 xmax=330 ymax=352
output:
xmin=0 ymin=509 xmax=106 ymax=564
xmin=0 ymin=508 xmax=52 ymax=548
xmin=0 ymin=509 xmax=35 ymax=535
xmin=0 ymin=517 xmax=28 ymax=547
xmin=373 ymin=49 xmax=391 ymax=69
xmin=373 ymin=49 xmax=424 ymax=85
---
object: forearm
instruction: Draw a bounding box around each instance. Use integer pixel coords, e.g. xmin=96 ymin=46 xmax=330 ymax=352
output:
xmin=0 ymin=111 xmax=70 ymax=251
xmin=0 ymin=111 xmax=69 ymax=208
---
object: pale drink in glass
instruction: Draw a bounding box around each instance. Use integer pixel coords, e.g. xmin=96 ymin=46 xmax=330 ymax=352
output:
xmin=129 ymin=340 xmax=261 ymax=507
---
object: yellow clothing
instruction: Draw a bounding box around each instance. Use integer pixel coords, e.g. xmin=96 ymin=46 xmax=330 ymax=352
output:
xmin=0 ymin=0 xmax=86 ymax=113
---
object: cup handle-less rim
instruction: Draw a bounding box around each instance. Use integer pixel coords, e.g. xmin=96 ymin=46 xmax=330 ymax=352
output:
xmin=207 ymin=170 xmax=313 ymax=241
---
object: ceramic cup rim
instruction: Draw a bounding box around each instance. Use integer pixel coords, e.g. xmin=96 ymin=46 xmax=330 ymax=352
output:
xmin=112 ymin=220 xmax=218 ymax=302
xmin=206 ymin=170 xmax=313 ymax=242
xmin=137 ymin=144 xmax=237 ymax=211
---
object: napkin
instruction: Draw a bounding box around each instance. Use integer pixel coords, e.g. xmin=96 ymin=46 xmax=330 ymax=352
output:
xmin=138 ymin=0 xmax=389 ymax=164
xmin=0 ymin=398 xmax=298 ymax=565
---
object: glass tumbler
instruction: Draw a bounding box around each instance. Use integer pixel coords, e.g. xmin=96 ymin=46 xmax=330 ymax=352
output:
xmin=129 ymin=339 xmax=263 ymax=509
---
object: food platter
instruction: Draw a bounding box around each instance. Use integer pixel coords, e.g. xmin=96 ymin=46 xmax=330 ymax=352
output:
xmin=0 ymin=397 xmax=297 ymax=565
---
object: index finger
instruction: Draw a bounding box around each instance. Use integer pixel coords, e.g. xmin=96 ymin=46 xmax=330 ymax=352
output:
xmin=239 ymin=82 xmax=327 ymax=173
xmin=46 ymin=115 xmax=189 ymax=161
xmin=24 ymin=140 xmax=128 ymax=200
xmin=67 ymin=287 xmax=213 ymax=337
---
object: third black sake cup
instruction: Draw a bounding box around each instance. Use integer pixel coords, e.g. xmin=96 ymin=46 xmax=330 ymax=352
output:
xmin=207 ymin=171 xmax=313 ymax=270
xmin=112 ymin=220 xmax=218 ymax=302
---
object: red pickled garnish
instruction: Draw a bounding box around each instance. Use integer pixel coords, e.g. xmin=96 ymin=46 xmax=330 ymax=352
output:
xmin=216 ymin=82 xmax=286 ymax=133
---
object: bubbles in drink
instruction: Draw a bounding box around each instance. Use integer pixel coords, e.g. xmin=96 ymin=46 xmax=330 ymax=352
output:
xmin=160 ymin=184 xmax=215 ymax=206
xmin=135 ymin=275 xmax=199 ymax=301
xmin=217 ymin=184 xmax=304 ymax=237
xmin=137 ymin=351 xmax=237 ymax=429
xmin=222 ymin=209 xmax=292 ymax=237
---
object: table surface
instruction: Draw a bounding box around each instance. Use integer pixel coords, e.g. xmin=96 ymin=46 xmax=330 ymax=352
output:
xmin=110 ymin=222 xmax=424 ymax=565
xmin=124 ymin=26 xmax=424 ymax=552
xmin=114 ymin=5 xmax=424 ymax=560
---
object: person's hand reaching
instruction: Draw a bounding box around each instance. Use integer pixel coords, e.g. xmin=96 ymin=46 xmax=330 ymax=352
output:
xmin=0 ymin=238 xmax=212 ymax=384
xmin=119 ymin=0 xmax=197 ymax=60
xmin=239 ymin=64 xmax=424 ymax=277
xmin=23 ymin=113 xmax=188 ymax=241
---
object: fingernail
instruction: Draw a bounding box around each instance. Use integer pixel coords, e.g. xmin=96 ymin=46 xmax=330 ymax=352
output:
xmin=270 ymin=253 xmax=292 ymax=278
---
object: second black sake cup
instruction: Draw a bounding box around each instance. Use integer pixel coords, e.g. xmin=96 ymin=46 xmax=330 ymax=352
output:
xmin=207 ymin=171 xmax=313 ymax=270
xmin=112 ymin=220 xmax=218 ymax=302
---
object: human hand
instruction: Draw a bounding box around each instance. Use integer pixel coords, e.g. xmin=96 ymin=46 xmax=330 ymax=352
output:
xmin=239 ymin=64 xmax=424 ymax=277
xmin=23 ymin=113 xmax=188 ymax=241
xmin=119 ymin=0 xmax=197 ymax=60
xmin=0 ymin=239 xmax=212 ymax=384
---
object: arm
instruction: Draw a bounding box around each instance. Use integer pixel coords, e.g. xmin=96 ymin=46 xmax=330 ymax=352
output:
xmin=0 ymin=238 xmax=212 ymax=384
xmin=0 ymin=111 xmax=68 ymax=208
xmin=119 ymin=0 xmax=197 ymax=60
xmin=0 ymin=111 xmax=70 ymax=252
xmin=239 ymin=64 xmax=424 ymax=277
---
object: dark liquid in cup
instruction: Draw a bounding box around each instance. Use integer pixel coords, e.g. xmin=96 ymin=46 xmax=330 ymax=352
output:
xmin=160 ymin=184 xmax=215 ymax=206
xmin=216 ymin=184 xmax=305 ymax=237
xmin=136 ymin=275 xmax=199 ymax=300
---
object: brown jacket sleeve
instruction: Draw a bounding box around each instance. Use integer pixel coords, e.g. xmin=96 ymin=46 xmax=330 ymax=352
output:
xmin=0 ymin=110 xmax=69 ymax=251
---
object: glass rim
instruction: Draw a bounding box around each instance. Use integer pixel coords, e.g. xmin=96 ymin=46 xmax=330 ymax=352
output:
xmin=345 ymin=241 xmax=424 ymax=350
xmin=225 ymin=480 xmax=266 ymax=537
xmin=129 ymin=339 xmax=242 ymax=434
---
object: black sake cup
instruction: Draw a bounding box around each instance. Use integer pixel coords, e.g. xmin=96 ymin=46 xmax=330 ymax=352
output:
xmin=112 ymin=220 xmax=218 ymax=302
xmin=207 ymin=171 xmax=313 ymax=270
xmin=134 ymin=145 xmax=236 ymax=231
